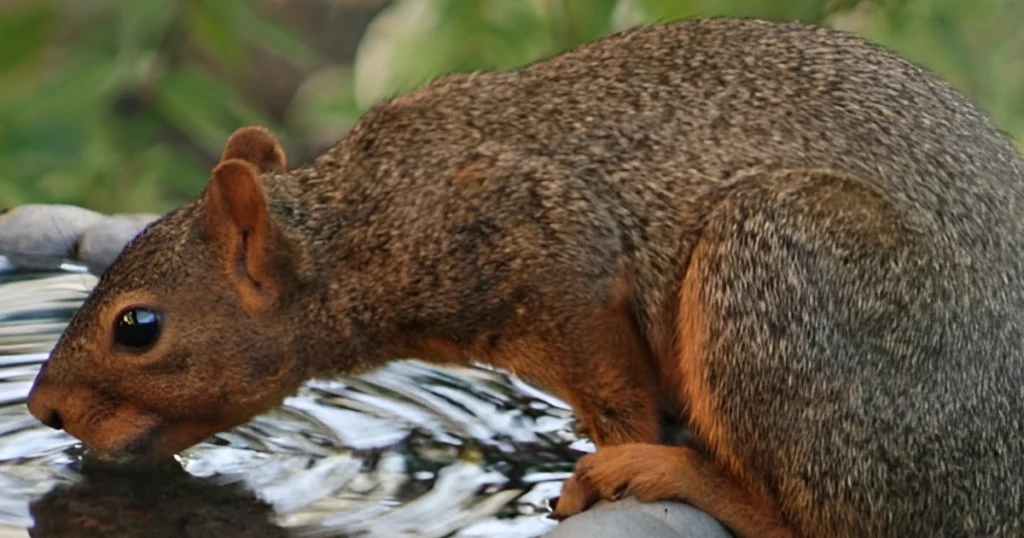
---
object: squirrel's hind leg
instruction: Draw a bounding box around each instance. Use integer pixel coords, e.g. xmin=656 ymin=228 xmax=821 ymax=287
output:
xmin=554 ymin=169 xmax=919 ymax=538
xmin=550 ymin=208 xmax=794 ymax=538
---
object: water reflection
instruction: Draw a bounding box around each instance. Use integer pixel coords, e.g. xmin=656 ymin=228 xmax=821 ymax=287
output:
xmin=0 ymin=257 xmax=588 ymax=537
xmin=28 ymin=456 xmax=287 ymax=538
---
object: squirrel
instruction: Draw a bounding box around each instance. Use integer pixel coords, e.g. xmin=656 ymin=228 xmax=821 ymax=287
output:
xmin=25 ymin=17 xmax=1024 ymax=538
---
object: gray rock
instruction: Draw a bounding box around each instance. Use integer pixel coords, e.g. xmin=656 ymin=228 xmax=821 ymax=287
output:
xmin=0 ymin=205 xmax=161 ymax=275
xmin=78 ymin=213 xmax=161 ymax=275
xmin=544 ymin=499 xmax=732 ymax=538
xmin=0 ymin=204 xmax=104 ymax=271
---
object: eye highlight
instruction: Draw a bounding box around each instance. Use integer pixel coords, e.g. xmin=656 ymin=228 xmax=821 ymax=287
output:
xmin=113 ymin=308 xmax=161 ymax=351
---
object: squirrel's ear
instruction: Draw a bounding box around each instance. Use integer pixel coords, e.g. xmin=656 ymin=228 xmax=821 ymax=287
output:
xmin=201 ymin=158 xmax=278 ymax=312
xmin=220 ymin=126 xmax=287 ymax=173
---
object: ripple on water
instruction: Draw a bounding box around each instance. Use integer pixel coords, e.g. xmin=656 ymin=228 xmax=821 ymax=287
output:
xmin=0 ymin=256 xmax=587 ymax=537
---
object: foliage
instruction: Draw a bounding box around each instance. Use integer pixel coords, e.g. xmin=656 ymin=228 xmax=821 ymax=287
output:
xmin=0 ymin=0 xmax=1021 ymax=214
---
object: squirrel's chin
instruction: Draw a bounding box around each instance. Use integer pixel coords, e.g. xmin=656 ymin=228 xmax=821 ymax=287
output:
xmin=77 ymin=412 xmax=218 ymax=458
xmin=119 ymin=421 xmax=169 ymax=456
xmin=87 ymin=421 xmax=215 ymax=458
xmin=75 ymin=419 xmax=166 ymax=458
xmin=121 ymin=417 xmax=255 ymax=458
xmin=72 ymin=403 xmax=259 ymax=458
xmin=79 ymin=424 xmax=167 ymax=461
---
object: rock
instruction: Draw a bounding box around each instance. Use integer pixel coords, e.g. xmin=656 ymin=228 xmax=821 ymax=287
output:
xmin=0 ymin=205 xmax=161 ymax=275
xmin=544 ymin=499 xmax=732 ymax=538
xmin=78 ymin=213 xmax=161 ymax=275
xmin=0 ymin=204 xmax=105 ymax=271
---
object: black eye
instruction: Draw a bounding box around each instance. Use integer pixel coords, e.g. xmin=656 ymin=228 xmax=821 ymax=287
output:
xmin=114 ymin=308 xmax=161 ymax=351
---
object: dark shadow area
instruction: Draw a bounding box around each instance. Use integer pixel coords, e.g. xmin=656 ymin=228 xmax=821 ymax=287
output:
xmin=28 ymin=456 xmax=292 ymax=538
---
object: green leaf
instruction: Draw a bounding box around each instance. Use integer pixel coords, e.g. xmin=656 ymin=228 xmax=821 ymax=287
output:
xmin=553 ymin=0 xmax=620 ymax=45
xmin=154 ymin=68 xmax=240 ymax=153
xmin=0 ymin=53 xmax=114 ymax=126
xmin=191 ymin=0 xmax=321 ymax=72
xmin=186 ymin=0 xmax=247 ymax=71
xmin=113 ymin=0 xmax=177 ymax=57
xmin=0 ymin=1 xmax=57 ymax=74
xmin=234 ymin=6 xmax=321 ymax=71
xmin=154 ymin=67 xmax=276 ymax=154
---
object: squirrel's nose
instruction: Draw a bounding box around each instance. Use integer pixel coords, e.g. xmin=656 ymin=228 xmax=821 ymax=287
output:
xmin=26 ymin=364 xmax=66 ymax=430
xmin=41 ymin=409 xmax=64 ymax=430
xmin=27 ymin=392 xmax=66 ymax=430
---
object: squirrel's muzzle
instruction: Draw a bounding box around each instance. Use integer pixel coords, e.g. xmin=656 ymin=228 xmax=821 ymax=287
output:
xmin=26 ymin=363 xmax=164 ymax=455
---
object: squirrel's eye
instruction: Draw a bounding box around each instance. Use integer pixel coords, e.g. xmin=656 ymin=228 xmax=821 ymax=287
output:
xmin=113 ymin=308 xmax=161 ymax=351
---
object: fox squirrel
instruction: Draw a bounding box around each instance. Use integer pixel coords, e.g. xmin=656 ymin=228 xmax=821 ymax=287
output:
xmin=26 ymin=17 xmax=1024 ymax=537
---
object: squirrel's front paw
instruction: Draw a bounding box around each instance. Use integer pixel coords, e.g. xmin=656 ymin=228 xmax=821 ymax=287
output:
xmin=550 ymin=443 xmax=695 ymax=520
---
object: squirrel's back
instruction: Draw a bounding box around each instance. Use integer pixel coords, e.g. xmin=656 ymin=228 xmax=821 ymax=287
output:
xmin=324 ymin=17 xmax=1024 ymax=360
xmin=357 ymin=17 xmax=1024 ymax=216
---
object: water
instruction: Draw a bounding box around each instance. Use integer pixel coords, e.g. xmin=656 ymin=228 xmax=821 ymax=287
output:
xmin=0 ymin=256 xmax=590 ymax=538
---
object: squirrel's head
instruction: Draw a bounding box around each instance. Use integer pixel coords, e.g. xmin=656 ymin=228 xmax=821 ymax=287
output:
xmin=26 ymin=127 xmax=309 ymax=457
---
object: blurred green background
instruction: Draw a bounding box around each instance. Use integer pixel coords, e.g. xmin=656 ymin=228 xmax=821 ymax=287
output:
xmin=1 ymin=0 xmax=1021 ymax=215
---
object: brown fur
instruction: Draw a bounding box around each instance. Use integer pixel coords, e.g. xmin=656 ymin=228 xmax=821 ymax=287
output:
xmin=26 ymin=18 xmax=1024 ymax=537
xmin=219 ymin=126 xmax=287 ymax=173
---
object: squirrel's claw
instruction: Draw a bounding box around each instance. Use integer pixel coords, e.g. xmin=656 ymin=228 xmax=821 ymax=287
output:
xmin=548 ymin=473 xmax=598 ymax=520
xmin=550 ymin=443 xmax=692 ymax=520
